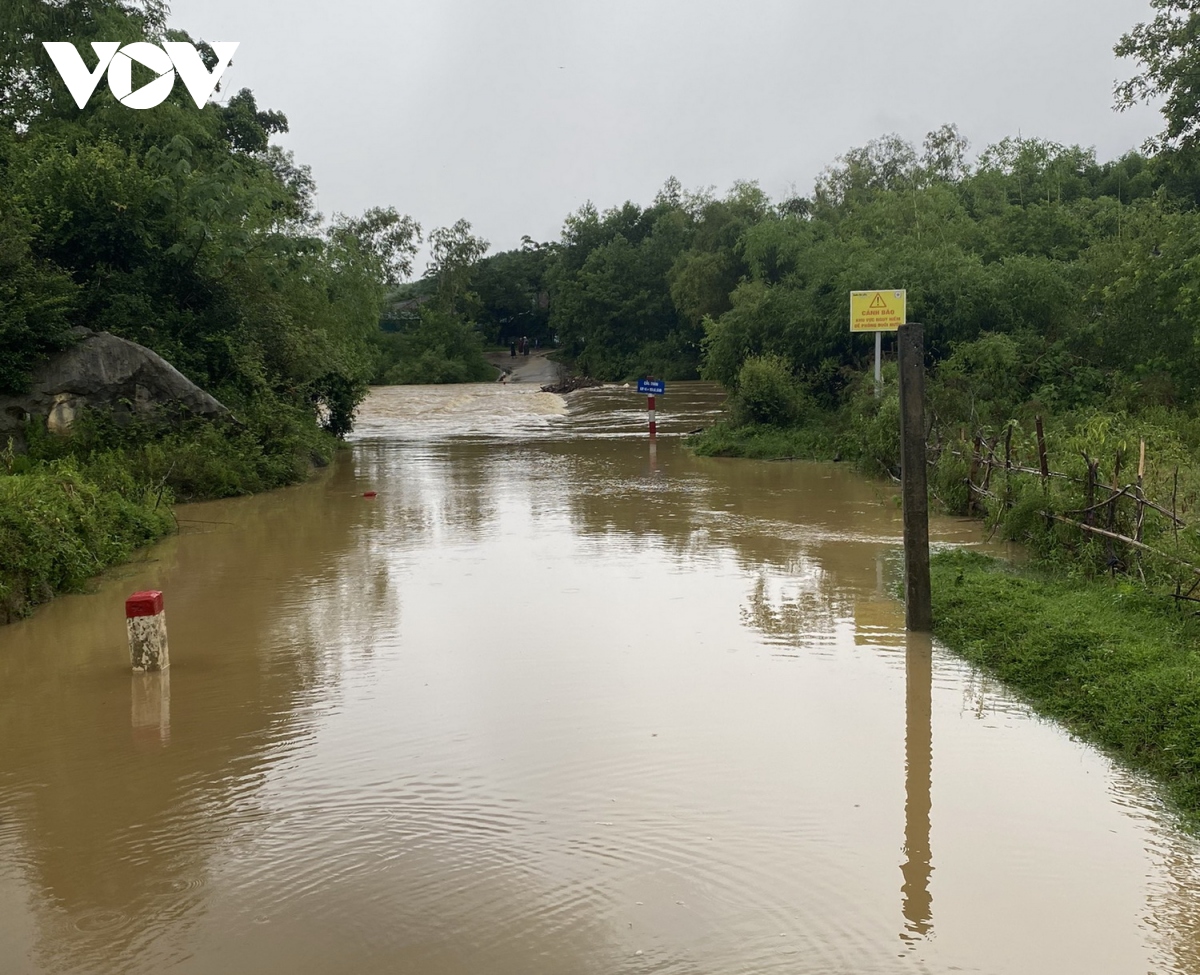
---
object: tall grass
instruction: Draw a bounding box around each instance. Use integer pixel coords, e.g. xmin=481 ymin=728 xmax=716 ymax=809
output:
xmin=0 ymin=459 xmax=175 ymax=621
xmin=1 ymin=400 xmax=340 ymax=622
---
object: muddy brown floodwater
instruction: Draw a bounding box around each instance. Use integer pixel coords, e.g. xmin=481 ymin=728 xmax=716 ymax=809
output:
xmin=3 ymin=382 xmax=1200 ymax=975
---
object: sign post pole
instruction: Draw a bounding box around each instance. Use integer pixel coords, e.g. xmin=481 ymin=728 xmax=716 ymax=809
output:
xmin=875 ymin=331 xmax=882 ymax=399
xmin=637 ymin=378 xmax=665 ymax=438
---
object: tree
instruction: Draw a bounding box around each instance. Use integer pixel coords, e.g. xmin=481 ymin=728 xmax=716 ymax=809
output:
xmin=921 ymin=123 xmax=971 ymax=182
xmin=329 ymin=207 xmax=422 ymax=287
xmin=0 ymin=0 xmax=424 ymax=435
xmin=427 ymin=218 xmax=489 ymax=314
xmin=0 ymin=0 xmax=168 ymax=128
xmin=0 ymin=194 xmax=77 ymax=392
xmin=218 ymin=88 xmax=289 ymax=155
xmin=472 ymin=245 xmax=550 ymax=345
xmin=813 ymin=134 xmax=919 ymax=210
xmin=547 ymin=191 xmax=700 ymax=380
xmin=1116 ymin=1 xmax=1200 ymax=152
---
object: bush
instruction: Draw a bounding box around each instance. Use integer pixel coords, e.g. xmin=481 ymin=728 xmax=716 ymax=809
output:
xmin=688 ymin=421 xmax=838 ymax=460
xmin=1 ymin=395 xmax=342 ymax=621
xmin=929 ymin=449 xmax=971 ymax=514
xmin=0 ymin=459 xmax=174 ymax=622
xmin=730 ymin=354 xmax=809 ymax=426
xmin=24 ymin=398 xmax=336 ymax=502
xmin=842 ymin=366 xmax=901 ymax=477
xmin=372 ymin=309 xmax=495 ymax=385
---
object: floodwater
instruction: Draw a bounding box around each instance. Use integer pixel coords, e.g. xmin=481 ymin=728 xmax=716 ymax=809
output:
xmin=2 ymin=382 xmax=1200 ymax=975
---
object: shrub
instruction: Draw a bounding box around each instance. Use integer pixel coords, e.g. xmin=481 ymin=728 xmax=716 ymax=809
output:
xmin=842 ymin=365 xmax=901 ymax=477
xmin=0 ymin=460 xmax=174 ymax=622
xmin=730 ymin=354 xmax=809 ymax=426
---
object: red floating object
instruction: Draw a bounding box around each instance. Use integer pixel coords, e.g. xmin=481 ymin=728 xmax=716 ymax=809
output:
xmin=363 ymin=491 xmax=377 ymax=498
xmin=125 ymin=590 xmax=164 ymax=618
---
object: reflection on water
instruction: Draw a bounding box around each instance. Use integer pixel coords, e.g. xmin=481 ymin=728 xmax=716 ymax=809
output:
xmin=131 ymin=672 xmax=170 ymax=747
xmin=901 ymin=633 xmax=933 ymax=945
xmin=0 ymin=381 xmax=1199 ymax=974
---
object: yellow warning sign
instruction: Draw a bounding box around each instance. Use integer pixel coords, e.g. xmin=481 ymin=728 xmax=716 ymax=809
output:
xmin=850 ymin=290 xmax=906 ymax=332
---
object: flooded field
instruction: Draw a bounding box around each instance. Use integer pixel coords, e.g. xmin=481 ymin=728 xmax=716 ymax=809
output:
xmin=2 ymin=381 xmax=1200 ymax=974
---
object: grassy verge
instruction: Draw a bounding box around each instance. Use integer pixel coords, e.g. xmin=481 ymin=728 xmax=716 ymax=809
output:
xmin=689 ymin=420 xmax=840 ymax=461
xmin=931 ymin=549 xmax=1200 ymax=823
xmin=0 ymin=460 xmax=176 ymax=622
xmin=1 ymin=400 xmax=339 ymax=623
xmin=688 ymin=362 xmax=901 ymax=477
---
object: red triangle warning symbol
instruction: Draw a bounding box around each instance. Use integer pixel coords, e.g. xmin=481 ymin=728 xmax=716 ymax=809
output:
xmin=869 ymin=293 xmax=888 ymax=309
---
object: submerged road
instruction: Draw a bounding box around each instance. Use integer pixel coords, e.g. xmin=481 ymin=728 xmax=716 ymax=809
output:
xmin=486 ymin=348 xmax=562 ymax=385
xmin=1 ymin=381 xmax=1199 ymax=974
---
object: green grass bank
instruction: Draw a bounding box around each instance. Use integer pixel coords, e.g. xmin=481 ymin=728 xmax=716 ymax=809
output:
xmin=0 ymin=460 xmax=175 ymax=623
xmin=1 ymin=403 xmax=338 ymax=624
xmin=931 ymin=549 xmax=1200 ymax=824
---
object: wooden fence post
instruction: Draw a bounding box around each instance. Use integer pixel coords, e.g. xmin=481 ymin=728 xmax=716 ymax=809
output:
xmin=1083 ymin=455 xmax=1097 ymax=527
xmin=1004 ymin=424 xmax=1014 ymax=508
xmin=1135 ymin=440 xmax=1147 ymax=544
xmin=1174 ymin=467 xmax=1180 ymax=551
xmin=1035 ymin=416 xmax=1049 ymax=482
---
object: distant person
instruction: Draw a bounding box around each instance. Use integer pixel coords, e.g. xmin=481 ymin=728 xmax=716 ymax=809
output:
xmin=523 ymin=336 xmax=530 ymax=357
xmin=510 ymin=340 xmax=516 ymax=357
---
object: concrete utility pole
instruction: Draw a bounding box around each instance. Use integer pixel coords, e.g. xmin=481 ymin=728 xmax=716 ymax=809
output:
xmin=897 ymin=324 xmax=932 ymax=631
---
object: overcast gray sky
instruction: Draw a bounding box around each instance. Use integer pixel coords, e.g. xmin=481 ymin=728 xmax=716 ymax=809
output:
xmin=171 ymin=0 xmax=1162 ymax=262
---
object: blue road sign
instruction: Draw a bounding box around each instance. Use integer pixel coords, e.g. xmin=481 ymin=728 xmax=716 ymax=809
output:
xmin=637 ymin=379 xmax=665 ymax=395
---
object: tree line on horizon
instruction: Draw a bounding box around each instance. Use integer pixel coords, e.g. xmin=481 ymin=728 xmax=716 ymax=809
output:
xmin=462 ymin=128 xmax=1200 ymax=416
xmin=441 ymin=1 xmax=1200 ymax=424
xmin=8 ymin=0 xmax=1200 ymax=432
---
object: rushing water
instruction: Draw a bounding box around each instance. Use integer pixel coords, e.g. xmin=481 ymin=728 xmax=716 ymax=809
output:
xmin=3 ymin=381 xmax=1200 ymax=975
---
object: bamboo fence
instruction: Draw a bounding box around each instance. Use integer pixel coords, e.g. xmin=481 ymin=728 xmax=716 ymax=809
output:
xmin=938 ymin=416 xmax=1200 ymax=605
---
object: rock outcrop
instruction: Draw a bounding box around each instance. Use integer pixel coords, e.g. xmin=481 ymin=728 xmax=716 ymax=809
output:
xmin=0 ymin=327 xmax=229 ymax=448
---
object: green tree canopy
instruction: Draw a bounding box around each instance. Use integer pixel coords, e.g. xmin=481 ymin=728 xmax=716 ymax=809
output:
xmin=1116 ymin=0 xmax=1200 ymax=152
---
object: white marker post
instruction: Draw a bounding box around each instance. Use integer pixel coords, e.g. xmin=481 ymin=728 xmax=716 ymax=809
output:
xmin=126 ymin=590 xmax=169 ymax=672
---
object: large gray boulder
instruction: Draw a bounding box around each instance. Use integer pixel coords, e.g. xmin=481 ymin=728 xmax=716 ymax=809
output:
xmin=0 ymin=327 xmax=229 ymax=447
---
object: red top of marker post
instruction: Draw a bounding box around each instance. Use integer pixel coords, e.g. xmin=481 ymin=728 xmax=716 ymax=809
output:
xmin=125 ymin=590 xmax=164 ymax=618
